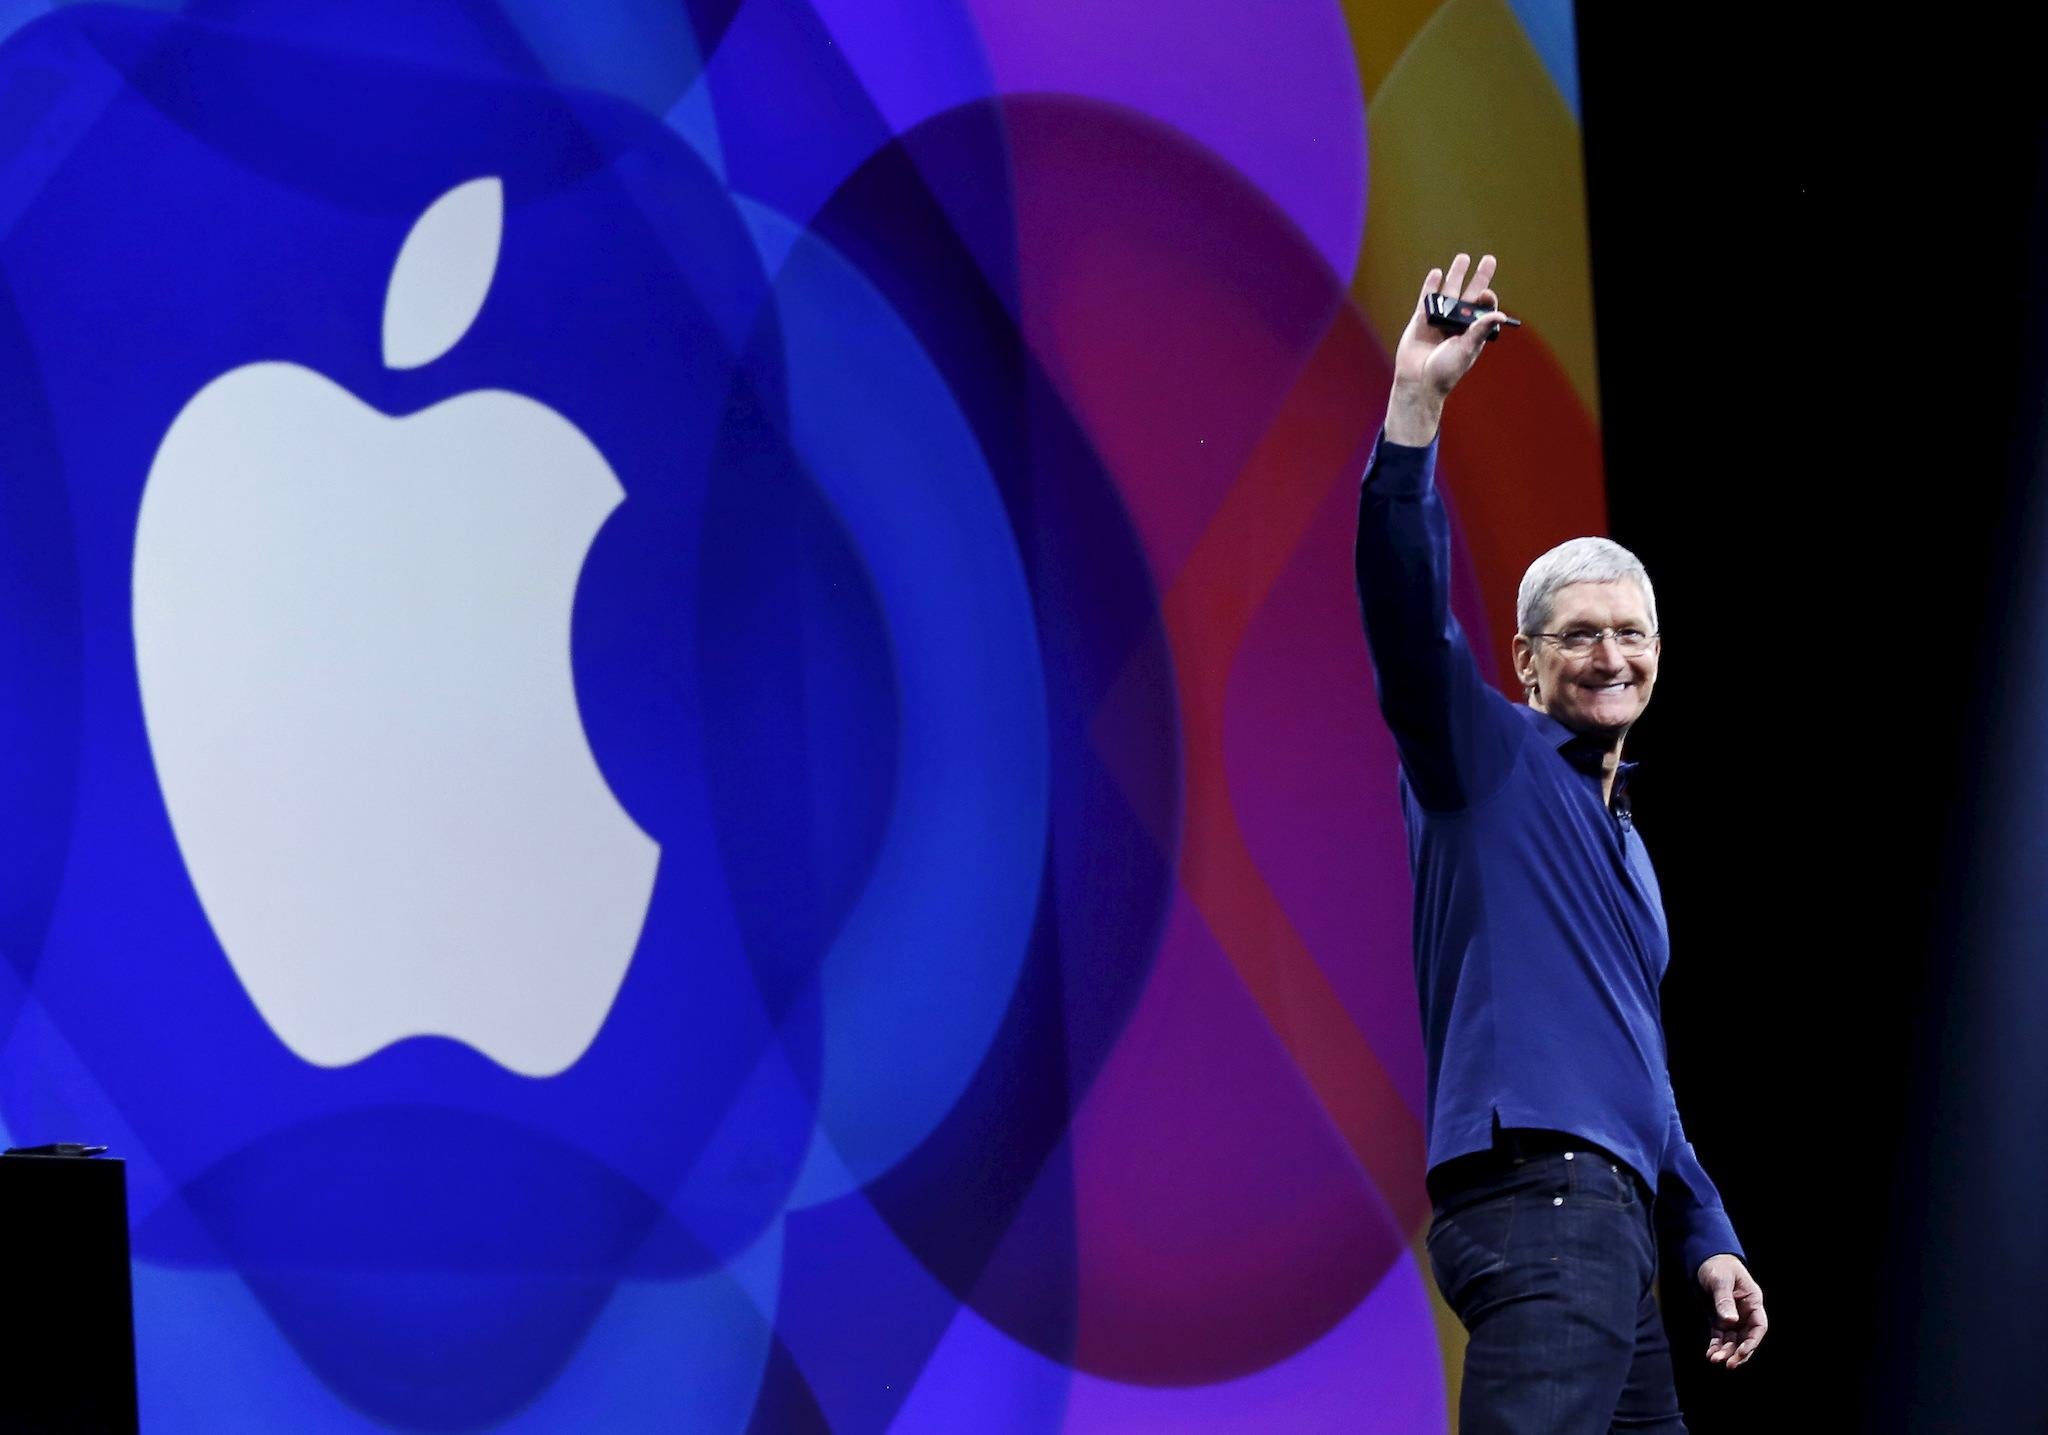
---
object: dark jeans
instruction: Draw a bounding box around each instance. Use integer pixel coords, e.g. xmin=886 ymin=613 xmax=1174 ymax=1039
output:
xmin=1425 ymin=1137 xmax=1685 ymax=1434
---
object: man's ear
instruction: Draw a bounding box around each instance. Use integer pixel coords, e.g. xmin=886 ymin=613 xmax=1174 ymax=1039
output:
xmin=1511 ymin=633 xmax=1538 ymax=690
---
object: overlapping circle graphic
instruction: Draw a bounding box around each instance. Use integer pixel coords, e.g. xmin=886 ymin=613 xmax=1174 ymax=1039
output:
xmin=0 ymin=1 xmax=1602 ymax=1429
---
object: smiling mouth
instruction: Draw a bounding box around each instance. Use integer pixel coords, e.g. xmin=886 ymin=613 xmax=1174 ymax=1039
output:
xmin=1582 ymin=681 xmax=1634 ymax=694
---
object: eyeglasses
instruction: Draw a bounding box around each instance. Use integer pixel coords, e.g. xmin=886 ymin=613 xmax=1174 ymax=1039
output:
xmin=1529 ymin=627 xmax=1658 ymax=656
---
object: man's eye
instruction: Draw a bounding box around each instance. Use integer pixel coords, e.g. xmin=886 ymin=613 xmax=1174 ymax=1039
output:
xmin=1616 ymin=629 xmax=1648 ymax=643
xmin=1561 ymin=631 xmax=1600 ymax=647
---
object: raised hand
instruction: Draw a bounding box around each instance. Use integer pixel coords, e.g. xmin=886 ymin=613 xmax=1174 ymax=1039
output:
xmin=1384 ymin=253 xmax=1510 ymax=446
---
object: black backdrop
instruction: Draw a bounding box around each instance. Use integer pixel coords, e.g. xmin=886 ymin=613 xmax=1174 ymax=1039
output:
xmin=1577 ymin=11 xmax=2048 ymax=1432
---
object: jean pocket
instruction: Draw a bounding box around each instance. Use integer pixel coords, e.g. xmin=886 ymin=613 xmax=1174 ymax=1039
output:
xmin=1573 ymin=1156 xmax=1638 ymax=1210
xmin=1425 ymin=1192 xmax=1517 ymax=1313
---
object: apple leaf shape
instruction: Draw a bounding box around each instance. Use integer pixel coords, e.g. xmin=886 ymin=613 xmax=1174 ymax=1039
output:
xmin=382 ymin=177 xmax=502 ymax=370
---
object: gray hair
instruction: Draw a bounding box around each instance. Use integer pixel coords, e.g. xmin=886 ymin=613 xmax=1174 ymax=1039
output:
xmin=1515 ymin=536 xmax=1658 ymax=635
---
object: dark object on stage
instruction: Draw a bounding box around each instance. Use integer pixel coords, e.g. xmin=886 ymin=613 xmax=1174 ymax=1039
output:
xmin=5 ymin=1143 xmax=109 ymax=1157
xmin=0 ymin=1148 xmax=140 ymax=1432
xmin=1425 ymin=292 xmax=1522 ymax=340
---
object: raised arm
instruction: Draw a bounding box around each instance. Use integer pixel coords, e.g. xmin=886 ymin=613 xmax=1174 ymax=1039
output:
xmin=1355 ymin=255 xmax=1520 ymax=809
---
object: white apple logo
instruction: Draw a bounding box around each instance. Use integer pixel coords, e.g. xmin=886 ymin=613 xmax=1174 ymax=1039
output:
xmin=132 ymin=176 xmax=660 ymax=1078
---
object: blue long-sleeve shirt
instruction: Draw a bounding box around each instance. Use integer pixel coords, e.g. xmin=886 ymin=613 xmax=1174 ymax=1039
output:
xmin=1355 ymin=431 xmax=1742 ymax=1278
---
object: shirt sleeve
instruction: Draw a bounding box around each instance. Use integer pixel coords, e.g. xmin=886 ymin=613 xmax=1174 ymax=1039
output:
xmin=1657 ymin=1084 xmax=1746 ymax=1278
xmin=1354 ymin=430 xmax=1519 ymax=809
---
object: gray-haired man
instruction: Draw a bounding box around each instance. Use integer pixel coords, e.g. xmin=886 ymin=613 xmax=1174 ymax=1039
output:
xmin=1355 ymin=253 xmax=1767 ymax=1432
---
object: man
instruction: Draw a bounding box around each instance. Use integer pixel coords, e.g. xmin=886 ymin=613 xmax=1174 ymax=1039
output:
xmin=1355 ymin=253 xmax=1766 ymax=1433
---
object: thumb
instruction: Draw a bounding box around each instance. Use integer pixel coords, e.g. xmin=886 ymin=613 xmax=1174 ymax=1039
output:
xmin=1443 ymin=311 xmax=1507 ymax=369
xmin=1700 ymin=1264 xmax=1737 ymax=1322
xmin=1446 ymin=310 xmax=1510 ymax=358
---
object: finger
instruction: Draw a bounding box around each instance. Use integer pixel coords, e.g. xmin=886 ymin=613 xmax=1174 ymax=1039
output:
xmin=1726 ymin=1306 xmax=1767 ymax=1367
xmin=1442 ymin=253 xmax=1472 ymax=301
xmin=1442 ymin=310 xmax=1506 ymax=359
xmin=1414 ymin=267 xmax=1445 ymax=316
xmin=1465 ymin=310 xmax=1511 ymax=346
xmin=1462 ymin=253 xmax=1496 ymax=302
xmin=1469 ymin=287 xmax=1499 ymax=311
xmin=1701 ymin=1272 xmax=1736 ymax=1321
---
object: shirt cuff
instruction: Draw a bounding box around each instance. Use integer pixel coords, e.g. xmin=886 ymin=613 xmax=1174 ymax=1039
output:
xmin=1680 ymin=1211 xmax=1746 ymax=1281
xmin=1362 ymin=427 xmax=1440 ymax=496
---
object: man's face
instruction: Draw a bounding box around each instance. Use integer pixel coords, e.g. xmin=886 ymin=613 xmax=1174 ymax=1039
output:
xmin=1511 ymin=579 xmax=1660 ymax=738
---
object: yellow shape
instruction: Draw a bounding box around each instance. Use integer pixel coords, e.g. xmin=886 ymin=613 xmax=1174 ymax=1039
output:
xmin=1415 ymin=1225 xmax=1467 ymax=1432
xmin=1338 ymin=0 xmax=1446 ymax=102
xmin=1356 ymin=0 xmax=1599 ymax=420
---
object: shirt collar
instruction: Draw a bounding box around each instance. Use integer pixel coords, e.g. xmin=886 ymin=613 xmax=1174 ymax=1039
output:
xmin=1516 ymin=704 xmax=1639 ymax=794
